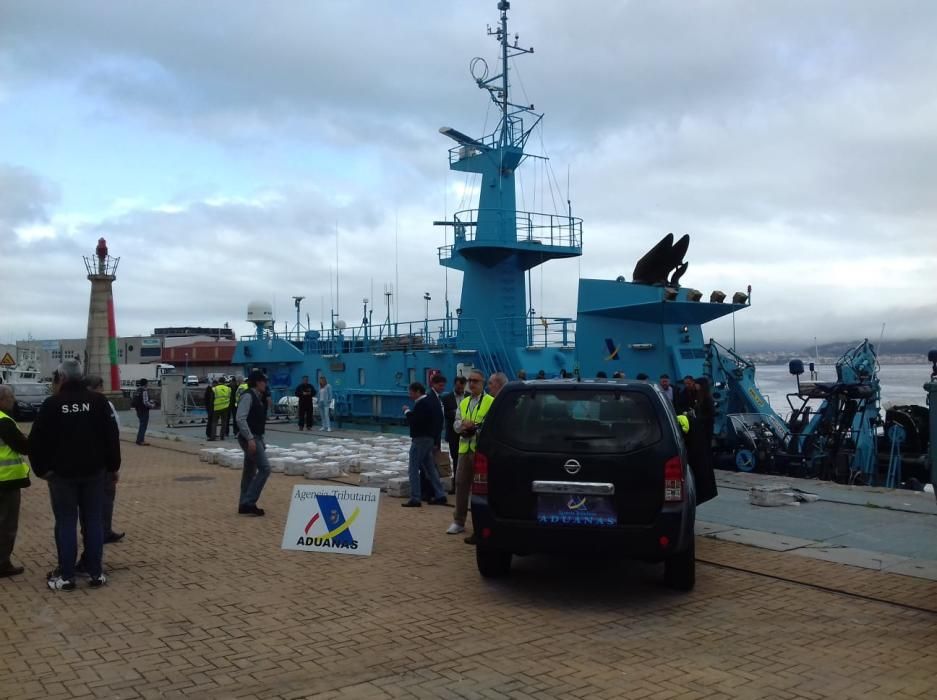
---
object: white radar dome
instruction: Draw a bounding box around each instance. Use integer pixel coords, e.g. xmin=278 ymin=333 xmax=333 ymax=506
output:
xmin=247 ymin=300 xmax=274 ymax=328
xmin=335 ymin=319 xmax=347 ymax=330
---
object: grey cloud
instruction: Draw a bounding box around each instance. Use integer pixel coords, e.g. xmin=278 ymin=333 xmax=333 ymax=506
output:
xmin=0 ymin=164 xmax=60 ymax=236
xmin=2 ymin=2 xmax=936 ymax=346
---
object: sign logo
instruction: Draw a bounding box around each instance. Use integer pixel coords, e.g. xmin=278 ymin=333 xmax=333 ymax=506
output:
xmin=0 ymin=353 xmax=15 ymax=367
xmin=604 ymin=338 xmax=620 ymax=361
xmin=563 ymin=459 xmax=582 ymax=475
xmin=282 ymin=485 xmax=380 ymax=556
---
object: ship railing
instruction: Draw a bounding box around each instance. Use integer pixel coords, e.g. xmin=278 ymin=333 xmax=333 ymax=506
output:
xmin=243 ymin=316 xmax=466 ymax=356
xmin=447 ymin=119 xmax=525 ymax=164
xmin=491 ymin=315 xmax=576 ymax=349
xmin=526 ymin=316 xmax=576 ymax=349
xmin=438 ymin=209 xmax=582 ymax=261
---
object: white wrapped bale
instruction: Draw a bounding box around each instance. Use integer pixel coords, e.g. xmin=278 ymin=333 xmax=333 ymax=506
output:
xmin=304 ymin=462 xmax=342 ymax=479
xmin=359 ymin=471 xmax=391 ymax=489
xmin=387 ymin=476 xmax=411 ymax=499
xmin=284 ymin=459 xmax=306 ymax=476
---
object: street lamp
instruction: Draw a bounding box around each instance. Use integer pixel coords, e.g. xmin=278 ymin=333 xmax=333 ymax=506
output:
xmin=423 ymin=292 xmax=431 ymax=340
xmin=184 ymin=352 xmax=189 ymax=381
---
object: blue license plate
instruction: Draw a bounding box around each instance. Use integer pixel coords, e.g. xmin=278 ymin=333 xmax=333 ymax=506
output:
xmin=536 ymin=494 xmax=618 ymax=527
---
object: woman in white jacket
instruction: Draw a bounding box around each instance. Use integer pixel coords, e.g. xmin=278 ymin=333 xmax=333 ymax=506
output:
xmin=317 ymin=375 xmax=333 ymax=432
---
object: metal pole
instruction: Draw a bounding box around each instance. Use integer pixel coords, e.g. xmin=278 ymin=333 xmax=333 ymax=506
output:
xmin=926 ymin=349 xmax=937 ymax=503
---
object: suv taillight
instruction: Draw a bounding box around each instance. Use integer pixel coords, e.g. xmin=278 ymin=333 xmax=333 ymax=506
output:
xmin=472 ymin=452 xmax=489 ymax=495
xmin=664 ymin=456 xmax=684 ymax=502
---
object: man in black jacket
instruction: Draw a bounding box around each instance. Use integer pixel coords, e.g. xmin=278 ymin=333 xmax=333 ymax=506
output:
xmin=400 ymin=382 xmax=447 ymax=508
xmin=29 ymin=360 xmax=121 ymax=591
xmin=0 ymin=385 xmax=30 ymax=578
xmin=204 ymin=382 xmax=215 ymax=440
xmin=294 ymin=375 xmax=316 ymax=431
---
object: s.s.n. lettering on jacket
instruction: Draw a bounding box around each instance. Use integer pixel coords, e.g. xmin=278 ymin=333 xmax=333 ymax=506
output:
xmin=28 ymin=380 xmax=121 ymax=479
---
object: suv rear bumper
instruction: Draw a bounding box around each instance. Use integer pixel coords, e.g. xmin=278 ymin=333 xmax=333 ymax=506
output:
xmin=470 ymin=495 xmax=694 ymax=561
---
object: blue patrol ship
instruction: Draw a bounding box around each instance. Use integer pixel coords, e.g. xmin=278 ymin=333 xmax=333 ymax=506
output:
xmin=232 ymin=2 xmax=937 ymax=491
xmin=233 ymin=0 xmax=752 ymax=422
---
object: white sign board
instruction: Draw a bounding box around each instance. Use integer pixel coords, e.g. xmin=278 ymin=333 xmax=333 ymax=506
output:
xmin=281 ymin=484 xmax=380 ymax=556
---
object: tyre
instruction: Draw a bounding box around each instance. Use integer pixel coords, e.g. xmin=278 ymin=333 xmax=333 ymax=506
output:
xmin=476 ymin=546 xmax=512 ymax=578
xmin=664 ymin=536 xmax=696 ymax=591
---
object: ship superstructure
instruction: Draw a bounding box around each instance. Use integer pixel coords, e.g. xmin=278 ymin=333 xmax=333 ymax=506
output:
xmin=233 ymin=1 xmax=752 ymax=422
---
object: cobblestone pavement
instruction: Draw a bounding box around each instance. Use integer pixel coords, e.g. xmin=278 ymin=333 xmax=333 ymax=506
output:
xmin=2 ymin=436 xmax=936 ymax=700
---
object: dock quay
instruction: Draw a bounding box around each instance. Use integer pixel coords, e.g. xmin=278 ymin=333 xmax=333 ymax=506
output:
xmin=3 ymin=423 xmax=937 ymax=700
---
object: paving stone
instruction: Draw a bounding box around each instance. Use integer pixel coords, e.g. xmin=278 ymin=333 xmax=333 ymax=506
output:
xmin=1 ymin=434 xmax=936 ymax=699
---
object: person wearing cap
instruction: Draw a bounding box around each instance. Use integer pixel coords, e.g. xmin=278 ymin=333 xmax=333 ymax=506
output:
xmin=235 ymin=370 xmax=271 ymax=516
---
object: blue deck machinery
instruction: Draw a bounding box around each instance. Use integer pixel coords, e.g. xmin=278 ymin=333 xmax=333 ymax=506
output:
xmin=706 ymin=339 xmax=884 ymax=483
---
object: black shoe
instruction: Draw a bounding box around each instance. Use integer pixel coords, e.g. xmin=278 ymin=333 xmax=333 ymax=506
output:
xmin=429 ymin=497 xmax=448 ymax=506
xmin=104 ymin=532 xmax=125 ymax=544
xmin=0 ymin=564 xmax=24 ymax=578
xmin=401 ymin=500 xmax=422 ymax=508
xmin=88 ymin=573 xmax=107 ymax=588
xmin=238 ymin=505 xmax=265 ymax=516
xmin=207 ymin=438 xmax=216 ymax=442
xmin=464 ymin=533 xmax=478 ymax=545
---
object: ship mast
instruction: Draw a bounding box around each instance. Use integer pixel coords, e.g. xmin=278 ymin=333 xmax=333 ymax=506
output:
xmin=477 ymin=1 xmax=537 ymax=149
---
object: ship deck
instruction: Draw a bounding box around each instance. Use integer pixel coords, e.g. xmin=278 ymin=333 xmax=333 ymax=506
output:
xmin=3 ymin=424 xmax=937 ymax=699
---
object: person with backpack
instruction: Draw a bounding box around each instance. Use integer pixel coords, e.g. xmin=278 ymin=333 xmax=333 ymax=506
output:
xmin=132 ymin=379 xmax=156 ymax=446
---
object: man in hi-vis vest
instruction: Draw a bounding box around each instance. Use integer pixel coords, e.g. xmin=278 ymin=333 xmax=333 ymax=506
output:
xmin=0 ymin=385 xmax=30 ymax=578
xmin=446 ymin=369 xmax=494 ymax=543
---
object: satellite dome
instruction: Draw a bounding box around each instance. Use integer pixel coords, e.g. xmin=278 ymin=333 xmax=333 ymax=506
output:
xmin=247 ymin=300 xmax=274 ymax=327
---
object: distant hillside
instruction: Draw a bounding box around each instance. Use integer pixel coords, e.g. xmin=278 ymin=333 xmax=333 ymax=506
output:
xmin=803 ymin=338 xmax=937 ymax=357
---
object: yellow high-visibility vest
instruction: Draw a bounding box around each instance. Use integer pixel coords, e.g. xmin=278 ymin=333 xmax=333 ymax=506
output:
xmin=236 ymin=383 xmax=249 ymax=403
xmin=0 ymin=410 xmax=29 ymax=483
xmin=676 ymin=414 xmax=690 ymax=434
xmin=457 ymin=393 xmax=494 ymax=454
xmin=213 ymin=384 xmax=232 ymax=411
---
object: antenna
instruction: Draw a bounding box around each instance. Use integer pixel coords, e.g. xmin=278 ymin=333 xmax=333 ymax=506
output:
xmin=335 ymin=222 xmax=340 ymax=317
xmin=292 ymin=296 xmax=305 ymax=334
xmin=394 ymin=211 xmax=400 ymax=325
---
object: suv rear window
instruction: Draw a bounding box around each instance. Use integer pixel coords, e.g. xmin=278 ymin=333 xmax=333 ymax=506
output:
xmin=493 ymin=389 xmax=663 ymax=453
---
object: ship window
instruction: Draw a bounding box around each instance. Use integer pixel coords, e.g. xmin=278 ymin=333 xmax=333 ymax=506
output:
xmin=408 ymin=368 xmax=416 ymax=384
xmin=358 ymin=368 xmax=366 ymax=386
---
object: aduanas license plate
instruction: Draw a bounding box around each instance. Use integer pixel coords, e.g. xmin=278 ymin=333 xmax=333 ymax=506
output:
xmin=536 ymin=494 xmax=618 ymax=527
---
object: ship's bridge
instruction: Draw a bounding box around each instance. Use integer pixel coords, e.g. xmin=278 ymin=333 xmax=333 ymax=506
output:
xmin=437 ymin=208 xmax=582 ymax=270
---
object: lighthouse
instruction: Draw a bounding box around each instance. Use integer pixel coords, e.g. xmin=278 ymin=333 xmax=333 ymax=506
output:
xmin=83 ymin=238 xmax=121 ymax=393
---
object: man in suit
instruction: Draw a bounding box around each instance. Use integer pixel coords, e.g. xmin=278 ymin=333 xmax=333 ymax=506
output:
xmin=400 ymin=382 xmax=447 ymax=508
xmin=441 ymin=375 xmax=466 ymax=493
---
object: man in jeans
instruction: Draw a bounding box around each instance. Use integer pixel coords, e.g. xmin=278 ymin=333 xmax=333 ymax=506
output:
xmin=134 ymin=378 xmax=156 ymax=446
xmin=236 ymin=370 xmax=270 ymax=516
xmin=446 ymin=369 xmax=494 ymax=542
xmin=29 ymin=360 xmax=121 ymax=591
xmin=400 ymin=382 xmax=447 ymax=508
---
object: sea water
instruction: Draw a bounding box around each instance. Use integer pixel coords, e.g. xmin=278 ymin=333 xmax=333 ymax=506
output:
xmin=753 ymin=363 xmax=931 ymax=415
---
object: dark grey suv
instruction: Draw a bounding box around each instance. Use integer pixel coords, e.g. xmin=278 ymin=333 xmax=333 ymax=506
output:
xmin=470 ymin=380 xmax=698 ymax=590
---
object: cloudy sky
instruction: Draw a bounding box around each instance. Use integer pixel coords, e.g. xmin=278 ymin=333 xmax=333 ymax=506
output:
xmin=2 ymin=0 xmax=935 ymax=349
